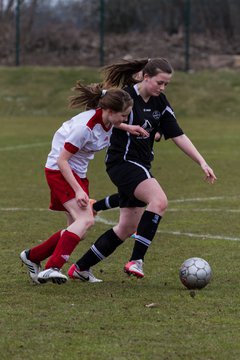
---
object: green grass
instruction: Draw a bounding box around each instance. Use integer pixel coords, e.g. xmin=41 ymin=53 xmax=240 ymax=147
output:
xmin=0 ymin=66 xmax=240 ymax=360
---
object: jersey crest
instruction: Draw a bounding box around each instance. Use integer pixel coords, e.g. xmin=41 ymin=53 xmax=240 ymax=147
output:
xmin=152 ymin=110 xmax=161 ymax=120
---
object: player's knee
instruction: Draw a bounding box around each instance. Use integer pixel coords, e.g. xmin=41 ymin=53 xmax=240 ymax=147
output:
xmin=73 ymin=215 xmax=95 ymax=230
xmin=84 ymin=217 xmax=95 ymax=229
xmin=150 ymin=195 xmax=168 ymax=214
xmin=161 ymin=195 xmax=168 ymax=211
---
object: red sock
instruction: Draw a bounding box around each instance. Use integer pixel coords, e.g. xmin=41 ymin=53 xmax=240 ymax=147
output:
xmin=29 ymin=230 xmax=62 ymax=263
xmin=45 ymin=230 xmax=81 ymax=269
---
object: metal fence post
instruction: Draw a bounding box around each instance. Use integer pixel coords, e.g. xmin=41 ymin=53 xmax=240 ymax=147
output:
xmin=15 ymin=0 xmax=20 ymax=66
xmin=99 ymin=0 xmax=105 ymax=67
xmin=184 ymin=0 xmax=191 ymax=72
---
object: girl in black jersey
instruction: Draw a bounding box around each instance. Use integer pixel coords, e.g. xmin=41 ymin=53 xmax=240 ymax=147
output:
xmin=68 ymin=58 xmax=217 ymax=281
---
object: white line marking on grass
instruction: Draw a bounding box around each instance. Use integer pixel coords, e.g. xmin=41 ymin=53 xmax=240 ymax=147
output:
xmin=160 ymin=230 xmax=240 ymax=242
xmin=1 ymin=207 xmax=240 ymax=242
xmin=107 ymin=195 xmax=240 ymax=212
xmin=169 ymin=196 xmax=240 ymax=203
xmin=1 ymin=207 xmax=239 ymax=213
xmin=95 ymin=216 xmax=240 ymax=242
xmin=0 ymin=142 xmax=49 ymax=151
xmin=0 ymin=207 xmax=47 ymax=211
xmin=169 ymin=208 xmax=240 ymax=213
xmin=95 ymin=215 xmax=116 ymax=226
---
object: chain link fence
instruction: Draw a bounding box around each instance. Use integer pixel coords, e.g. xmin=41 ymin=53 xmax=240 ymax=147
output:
xmin=1 ymin=0 xmax=240 ymax=70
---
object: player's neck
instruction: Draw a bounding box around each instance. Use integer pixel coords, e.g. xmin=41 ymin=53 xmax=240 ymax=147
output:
xmin=137 ymin=83 xmax=150 ymax=103
xmin=102 ymin=109 xmax=112 ymax=129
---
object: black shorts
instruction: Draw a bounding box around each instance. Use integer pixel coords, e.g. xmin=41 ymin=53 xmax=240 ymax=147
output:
xmin=107 ymin=160 xmax=154 ymax=208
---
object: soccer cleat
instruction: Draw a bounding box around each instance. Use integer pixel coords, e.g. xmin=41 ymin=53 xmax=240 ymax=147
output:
xmin=20 ymin=249 xmax=41 ymax=284
xmin=124 ymin=259 xmax=144 ymax=278
xmin=68 ymin=264 xmax=102 ymax=283
xmin=37 ymin=268 xmax=68 ymax=285
xmin=89 ymin=198 xmax=97 ymax=216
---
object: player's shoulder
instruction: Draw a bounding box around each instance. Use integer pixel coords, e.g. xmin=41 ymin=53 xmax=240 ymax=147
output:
xmin=72 ymin=109 xmax=96 ymax=124
xmin=67 ymin=110 xmax=95 ymax=138
xmin=123 ymin=85 xmax=138 ymax=99
xmin=158 ymin=92 xmax=169 ymax=103
xmin=155 ymin=93 xmax=172 ymax=110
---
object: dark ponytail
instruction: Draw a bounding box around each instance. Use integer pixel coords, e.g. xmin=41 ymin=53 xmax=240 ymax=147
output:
xmin=102 ymin=57 xmax=173 ymax=88
xmin=69 ymin=81 xmax=133 ymax=112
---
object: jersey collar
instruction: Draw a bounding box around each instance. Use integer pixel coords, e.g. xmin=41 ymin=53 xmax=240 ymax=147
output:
xmin=96 ymin=108 xmax=112 ymax=132
xmin=133 ymin=83 xmax=140 ymax=95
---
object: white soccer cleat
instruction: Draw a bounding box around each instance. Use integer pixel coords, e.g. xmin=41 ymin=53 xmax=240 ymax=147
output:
xmin=68 ymin=264 xmax=102 ymax=283
xmin=124 ymin=259 xmax=144 ymax=278
xmin=37 ymin=268 xmax=68 ymax=285
xmin=20 ymin=249 xmax=41 ymax=284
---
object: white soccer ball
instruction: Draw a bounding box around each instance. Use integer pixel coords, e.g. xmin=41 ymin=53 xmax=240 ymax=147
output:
xmin=179 ymin=257 xmax=212 ymax=289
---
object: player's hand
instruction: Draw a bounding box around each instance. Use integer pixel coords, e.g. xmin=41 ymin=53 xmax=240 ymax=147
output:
xmin=76 ymin=190 xmax=89 ymax=208
xmin=154 ymin=132 xmax=162 ymax=142
xmin=127 ymin=125 xmax=149 ymax=137
xmin=201 ymin=163 xmax=217 ymax=184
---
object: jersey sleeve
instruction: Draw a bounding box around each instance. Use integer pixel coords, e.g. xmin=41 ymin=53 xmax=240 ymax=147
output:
xmin=159 ymin=96 xmax=184 ymax=140
xmin=64 ymin=142 xmax=79 ymax=154
xmin=64 ymin=124 xmax=91 ymax=153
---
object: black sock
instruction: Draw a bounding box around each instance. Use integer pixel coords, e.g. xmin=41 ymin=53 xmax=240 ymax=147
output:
xmin=93 ymin=193 xmax=119 ymax=212
xmin=76 ymin=228 xmax=123 ymax=270
xmin=130 ymin=210 xmax=162 ymax=261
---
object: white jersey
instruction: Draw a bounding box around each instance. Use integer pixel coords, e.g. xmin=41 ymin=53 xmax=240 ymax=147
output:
xmin=45 ymin=108 xmax=112 ymax=178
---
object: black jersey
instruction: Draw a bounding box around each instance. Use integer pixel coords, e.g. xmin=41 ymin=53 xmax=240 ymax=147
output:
xmin=106 ymin=84 xmax=184 ymax=169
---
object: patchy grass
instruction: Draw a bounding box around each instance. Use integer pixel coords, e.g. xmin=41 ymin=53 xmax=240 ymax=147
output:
xmin=0 ymin=67 xmax=240 ymax=360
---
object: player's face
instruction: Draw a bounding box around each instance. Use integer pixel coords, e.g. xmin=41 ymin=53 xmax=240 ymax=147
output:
xmin=108 ymin=106 xmax=132 ymax=126
xmin=144 ymin=72 xmax=172 ymax=97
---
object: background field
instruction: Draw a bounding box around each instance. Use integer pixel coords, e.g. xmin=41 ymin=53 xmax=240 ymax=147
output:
xmin=0 ymin=67 xmax=240 ymax=360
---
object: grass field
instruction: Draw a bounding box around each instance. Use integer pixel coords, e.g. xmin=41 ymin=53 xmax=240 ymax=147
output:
xmin=0 ymin=66 xmax=240 ymax=360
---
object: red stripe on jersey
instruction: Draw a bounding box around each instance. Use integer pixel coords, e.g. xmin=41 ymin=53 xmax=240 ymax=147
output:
xmin=64 ymin=142 xmax=79 ymax=154
xmin=86 ymin=108 xmax=111 ymax=132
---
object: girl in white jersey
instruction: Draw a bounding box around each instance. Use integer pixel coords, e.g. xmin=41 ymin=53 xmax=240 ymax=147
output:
xmin=20 ymin=83 xmax=146 ymax=285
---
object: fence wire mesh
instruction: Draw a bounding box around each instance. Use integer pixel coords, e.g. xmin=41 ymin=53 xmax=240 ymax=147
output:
xmin=1 ymin=0 xmax=240 ymax=70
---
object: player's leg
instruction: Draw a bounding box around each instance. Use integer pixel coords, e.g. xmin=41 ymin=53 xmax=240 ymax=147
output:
xmin=92 ymin=193 xmax=119 ymax=213
xmin=20 ymin=210 xmax=75 ymax=284
xmin=37 ymin=199 xmax=95 ymax=284
xmin=20 ymin=230 xmax=63 ymax=283
xmin=68 ymin=207 xmax=143 ymax=282
xmin=124 ymin=178 xmax=168 ymax=278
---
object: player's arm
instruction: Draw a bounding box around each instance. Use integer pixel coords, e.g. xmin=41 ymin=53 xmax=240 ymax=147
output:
xmin=171 ymin=134 xmax=217 ymax=184
xmin=115 ymin=122 xmax=149 ymax=137
xmin=57 ymin=148 xmax=89 ymax=207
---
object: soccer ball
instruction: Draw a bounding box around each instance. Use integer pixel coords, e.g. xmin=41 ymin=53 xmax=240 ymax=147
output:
xmin=179 ymin=257 xmax=212 ymax=289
